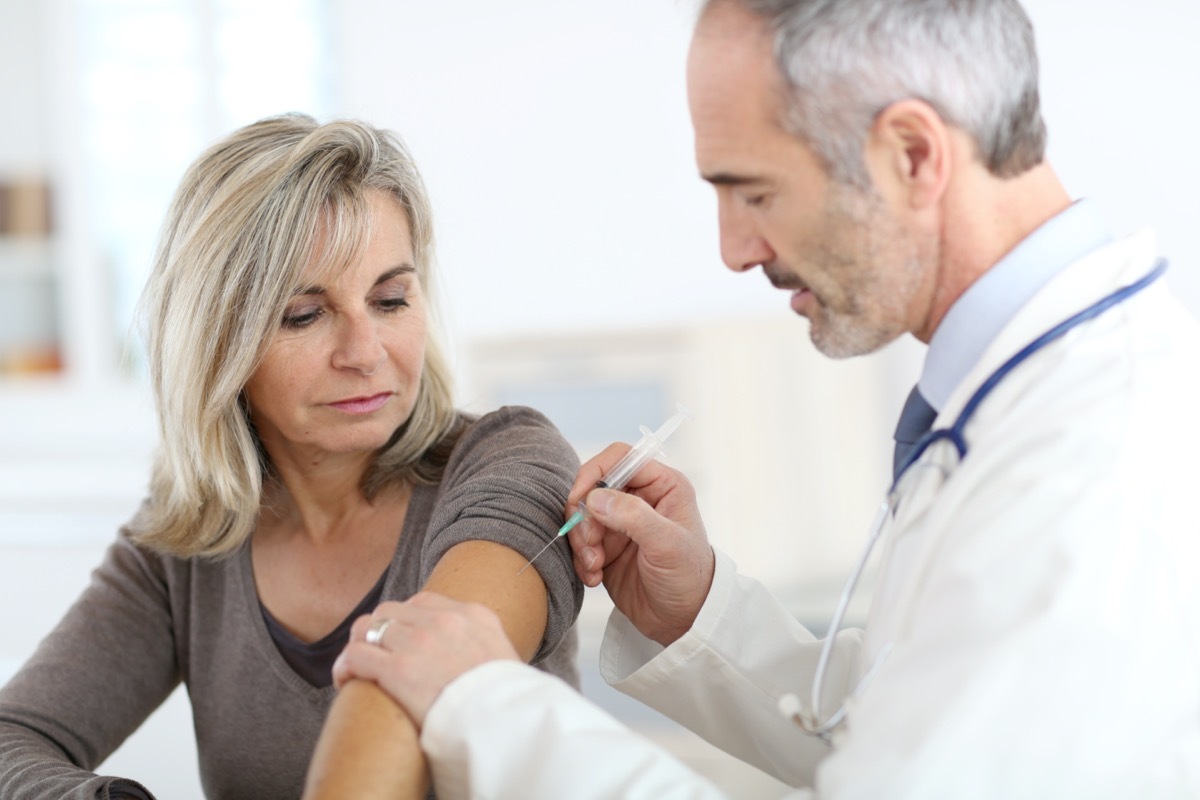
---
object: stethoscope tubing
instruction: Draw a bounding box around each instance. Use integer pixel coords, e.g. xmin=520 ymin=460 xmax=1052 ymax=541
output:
xmin=796 ymin=258 xmax=1168 ymax=741
xmin=892 ymin=259 xmax=1167 ymax=491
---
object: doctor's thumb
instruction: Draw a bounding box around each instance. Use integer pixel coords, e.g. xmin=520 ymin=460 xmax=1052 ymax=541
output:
xmin=584 ymin=488 xmax=666 ymax=543
xmin=584 ymin=487 xmax=616 ymax=517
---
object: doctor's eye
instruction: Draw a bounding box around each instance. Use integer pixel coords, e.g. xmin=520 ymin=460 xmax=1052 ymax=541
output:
xmin=742 ymin=192 xmax=770 ymax=208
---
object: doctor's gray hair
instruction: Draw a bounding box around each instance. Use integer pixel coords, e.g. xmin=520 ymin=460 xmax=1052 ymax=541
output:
xmin=136 ymin=113 xmax=459 ymax=558
xmin=703 ymin=0 xmax=1048 ymax=187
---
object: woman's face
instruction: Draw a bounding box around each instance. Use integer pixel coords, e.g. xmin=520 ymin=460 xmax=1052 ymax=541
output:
xmin=244 ymin=190 xmax=428 ymax=468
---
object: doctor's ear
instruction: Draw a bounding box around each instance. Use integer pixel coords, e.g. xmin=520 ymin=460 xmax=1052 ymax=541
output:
xmin=864 ymin=99 xmax=952 ymax=212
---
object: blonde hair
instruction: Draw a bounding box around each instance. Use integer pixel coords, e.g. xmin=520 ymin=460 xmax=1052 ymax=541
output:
xmin=136 ymin=113 xmax=460 ymax=558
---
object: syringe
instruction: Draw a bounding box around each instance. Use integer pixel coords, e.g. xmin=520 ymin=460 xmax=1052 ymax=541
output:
xmin=517 ymin=402 xmax=691 ymax=576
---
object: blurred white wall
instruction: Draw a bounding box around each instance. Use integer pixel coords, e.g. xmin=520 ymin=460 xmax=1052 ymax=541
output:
xmin=0 ymin=2 xmax=1198 ymax=798
xmin=1030 ymin=0 xmax=1200 ymax=309
xmin=325 ymin=0 xmax=1200 ymax=342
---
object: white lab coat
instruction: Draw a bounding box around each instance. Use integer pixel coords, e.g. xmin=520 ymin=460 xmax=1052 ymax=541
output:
xmin=421 ymin=231 xmax=1200 ymax=799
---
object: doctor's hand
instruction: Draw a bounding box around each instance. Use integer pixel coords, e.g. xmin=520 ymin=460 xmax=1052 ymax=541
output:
xmin=333 ymin=593 xmax=519 ymax=727
xmin=567 ymin=444 xmax=715 ymax=647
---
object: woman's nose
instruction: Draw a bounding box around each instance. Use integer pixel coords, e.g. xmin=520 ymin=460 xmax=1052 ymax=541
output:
xmin=332 ymin=312 xmax=386 ymax=375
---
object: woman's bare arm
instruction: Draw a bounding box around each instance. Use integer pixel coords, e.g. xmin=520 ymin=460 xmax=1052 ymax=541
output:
xmin=302 ymin=540 xmax=548 ymax=800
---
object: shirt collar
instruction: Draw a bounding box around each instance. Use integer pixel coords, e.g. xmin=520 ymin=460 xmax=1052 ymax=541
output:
xmin=917 ymin=199 xmax=1111 ymax=412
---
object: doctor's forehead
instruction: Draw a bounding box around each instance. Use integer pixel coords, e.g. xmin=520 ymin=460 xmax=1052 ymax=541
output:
xmin=687 ymin=7 xmax=798 ymax=184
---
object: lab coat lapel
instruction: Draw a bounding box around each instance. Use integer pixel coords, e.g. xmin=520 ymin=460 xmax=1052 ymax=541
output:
xmin=859 ymin=230 xmax=1160 ymax=678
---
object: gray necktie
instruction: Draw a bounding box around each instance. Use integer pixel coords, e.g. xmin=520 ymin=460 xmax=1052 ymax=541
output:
xmin=893 ymin=385 xmax=937 ymax=480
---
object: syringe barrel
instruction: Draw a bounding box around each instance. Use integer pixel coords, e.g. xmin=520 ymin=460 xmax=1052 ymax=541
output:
xmin=601 ymin=435 xmax=661 ymax=491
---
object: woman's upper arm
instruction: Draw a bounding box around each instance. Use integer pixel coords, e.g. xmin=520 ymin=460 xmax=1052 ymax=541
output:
xmin=420 ymin=407 xmax=583 ymax=661
xmin=423 ymin=540 xmax=547 ymax=660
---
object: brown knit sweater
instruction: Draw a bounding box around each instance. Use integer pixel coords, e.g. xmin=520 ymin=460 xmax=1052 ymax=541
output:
xmin=0 ymin=406 xmax=584 ymax=799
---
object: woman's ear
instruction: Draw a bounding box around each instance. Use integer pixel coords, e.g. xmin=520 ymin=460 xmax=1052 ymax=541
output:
xmin=865 ymin=99 xmax=952 ymax=212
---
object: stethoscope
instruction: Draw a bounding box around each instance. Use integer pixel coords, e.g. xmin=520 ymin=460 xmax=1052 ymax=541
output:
xmin=779 ymin=259 xmax=1168 ymax=743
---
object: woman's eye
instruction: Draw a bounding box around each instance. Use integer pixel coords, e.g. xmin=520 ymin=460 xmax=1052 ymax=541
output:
xmin=375 ymin=295 xmax=410 ymax=312
xmin=744 ymin=193 xmax=767 ymax=208
xmin=281 ymin=308 xmax=322 ymax=329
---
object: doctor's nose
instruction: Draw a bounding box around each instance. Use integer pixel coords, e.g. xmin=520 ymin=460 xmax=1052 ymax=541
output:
xmin=332 ymin=312 xmax=386 ymax=375
xmin=717 ymin=202 xmax=775 ymax=274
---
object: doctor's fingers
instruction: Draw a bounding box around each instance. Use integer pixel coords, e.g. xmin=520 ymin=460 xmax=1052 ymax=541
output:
xmin=347 ymin=594 xmax=459 ymax=652
xmin=348 ymin=600 xmax=407 ymax=646
xmin=566 ymin=443 xmax=680 ymax=514
xmin=568 ymin=516 xmax=631 ymax=587
xmin=332 ymin=638 xmax=390 ymax=690
xmin=582 ymin=487 xmax=691 ymax=556
xmin=392 ymin=594 xmax=517 ymax=656
xmin=338 ymin=601 xmax=515 ymax=698
xmin=331 ymin=640 xmax=441 ymax=724
xmin=362 ymin=592 xmax=500 ymax=638
xmin=567 ymin=442 xmax=632 ymax=511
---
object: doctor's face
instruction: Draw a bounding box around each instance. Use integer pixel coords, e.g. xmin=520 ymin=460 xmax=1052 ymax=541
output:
xmin=243 ymin=190 xmax=428 ymax=466
xmin=687 ymin=2 xmax=930 ymax=358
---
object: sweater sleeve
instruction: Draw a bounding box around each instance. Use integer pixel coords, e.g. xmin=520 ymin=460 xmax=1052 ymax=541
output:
xmin=419 ymin=406 xmax=583 ymax=664
xmin=0 ymin=525 xmax=179 ymax=800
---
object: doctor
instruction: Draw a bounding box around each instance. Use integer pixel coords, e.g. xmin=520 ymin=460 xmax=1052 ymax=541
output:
xmin=315 ymin=0 xmax=1200 ymax=797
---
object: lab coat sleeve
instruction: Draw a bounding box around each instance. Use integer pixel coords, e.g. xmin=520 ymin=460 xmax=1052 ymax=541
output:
xmin=600 ymin=549 xmax=863 ymax=788
xmin=421 ymin=661 xmax=737 ymax=800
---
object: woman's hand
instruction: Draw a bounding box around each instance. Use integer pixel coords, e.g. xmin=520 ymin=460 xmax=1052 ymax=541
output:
xmin=334 ymin=593 xmax=520 ymax=727
xmin=566 ymin=444 xmax=715 ymax=646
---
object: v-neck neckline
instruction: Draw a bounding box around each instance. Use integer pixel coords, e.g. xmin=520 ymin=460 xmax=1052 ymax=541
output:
xmin=237 ymin=482 xmax=433 ymax=697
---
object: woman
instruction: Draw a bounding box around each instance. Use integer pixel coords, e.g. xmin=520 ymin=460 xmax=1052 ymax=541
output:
xmin=0 ymin=114 xmax=583 ymax=799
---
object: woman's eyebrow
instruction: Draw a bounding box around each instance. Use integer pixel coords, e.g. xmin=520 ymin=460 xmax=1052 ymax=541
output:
xmin=374 ymin=264 xmax=416 ymax=286
xmin=292 ymin=264 xmax=416 ymax=297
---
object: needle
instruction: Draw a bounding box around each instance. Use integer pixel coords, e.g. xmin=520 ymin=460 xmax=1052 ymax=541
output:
xmin=516 ymin=403 xmax=690 ymax=576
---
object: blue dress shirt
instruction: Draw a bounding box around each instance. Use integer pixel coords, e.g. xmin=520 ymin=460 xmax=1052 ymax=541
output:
xmin=917 ymin=199 xmax=1112 ymax=414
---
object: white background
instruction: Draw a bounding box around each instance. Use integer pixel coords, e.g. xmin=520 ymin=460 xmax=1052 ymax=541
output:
xmin=1 ymin=2 xmax=1198 ymax=797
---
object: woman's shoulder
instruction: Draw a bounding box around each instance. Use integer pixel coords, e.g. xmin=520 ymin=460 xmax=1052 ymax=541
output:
xmin=67 ymin=501 xmax=186 ymax=601
xmin=454 ymin=405 xmax=575 ymax=456
xmin=444 ymin=405 xmax=580 ymax=480
xmin=115 ymin=499 xmax=239 ymax=579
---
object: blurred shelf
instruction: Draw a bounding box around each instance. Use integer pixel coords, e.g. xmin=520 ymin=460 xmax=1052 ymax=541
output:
xmin=0 ymin=237 xmax=53 ymax=277
xmin=0 ymin=239 xmax=60 ymax=378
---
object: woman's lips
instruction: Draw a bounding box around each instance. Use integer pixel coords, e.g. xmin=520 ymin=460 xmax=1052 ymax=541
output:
xmin=328 ymin=392 xmax=392 ymax=415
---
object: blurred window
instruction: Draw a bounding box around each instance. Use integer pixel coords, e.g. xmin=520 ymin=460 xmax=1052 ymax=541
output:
xmin=76 ymin=0 xmax=332 ymax=371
